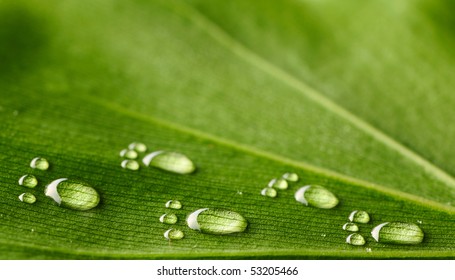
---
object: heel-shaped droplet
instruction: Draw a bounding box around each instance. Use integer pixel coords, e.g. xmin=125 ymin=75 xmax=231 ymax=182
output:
xmin=371 ymin=222 xmax=424 ymax=245
xmin=45 ymin=178 xmax=100 ymax=211
xmin=187 ymin=208 xmax=248 ymax=235
xmin=294 ymin=185 xmax=339 ymax=209
xmin=143 ymin=151 xmax=195 ymax=174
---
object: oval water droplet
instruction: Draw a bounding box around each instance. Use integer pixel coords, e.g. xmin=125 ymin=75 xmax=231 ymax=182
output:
xmin=346 ymin=233 xmax=365 ymax=246
xmin=261 ymin=187 xmax=277 ymax=198
xmin=143 ymin=151 xmax=195 ymax=174
xmin=30 ymin=157 xmax=49 ymax=170
xmin=342 ymin=222 xmax=359 ymax=232
xmin=121 ymin=159 xmax=140 ymax=170
xmin=349 ymin=210 xmax=370 ymax=223
xmin=159 ymin=213 xmax=178 ymax=225
xmin=45 ymin=178 xmax=100 ymax=211
xmin=119 ymin=149 xmax=138 ymax=159
xmin=165 ymin=200 xmax=182 ymax=209
xmin=164 ymin=228 xmax=184 ymax=240
xmin=294 ymin=185 xmax=339 ymax=209
xmin=282 ymin=172 xmax=299 ymax=182
xmin=18 ymin=174 xmax=38 ymax=188
xmin=371 ymin=222 xmax=424 ymax=245
xmin=268 ymin=178 xmax=288 ymax=190
xmin=18 ymin=193 xmax=36 ymax=204
xmin=128 ymin=142 xmax=147 ymax=153
xmin=187 ymin=208 xmax=248 ymax=235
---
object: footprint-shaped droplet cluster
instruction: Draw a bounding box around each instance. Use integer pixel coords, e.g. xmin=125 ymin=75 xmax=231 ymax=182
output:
xmin=261 ymin=172 xmax=298 ymax=198
xmin=161 ymin=200 xmax=184 ymax=240
xmin=343 ymin=210 xmax=370 ymax=246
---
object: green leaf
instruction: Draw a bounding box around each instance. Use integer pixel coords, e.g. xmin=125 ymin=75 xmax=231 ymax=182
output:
xmin=1 ymin=0 xmax=454 ymax=259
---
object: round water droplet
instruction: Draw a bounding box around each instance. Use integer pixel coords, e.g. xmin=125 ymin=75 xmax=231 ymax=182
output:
xmin=187 ymin=208 xmax=248 ymax=235
xmin=164 ymin=228 xmax=184 ymax=240
xmin=128 ymin=142 xmax=147 ymax=153
xmin=30 ymin=157 xmax=49 ymax=170
xmin=371 ymin=222 xmax=424 ymax=245
xmin=119 ymin=149 xmax=138 ymax=159
xmin=45 ymin=178 xmax=100 ymax=211
xmin=342 ymin=222 xmax=359 ymax=232
xmin=18 ymin=174 xmax=38 ymax=188
xmin=346 ymin=233 xmax=365 ymax=246
xmin=121 ymin=159 xmax=140 ymax=170
xmin=349 ymin=210 xmax=370 ymax=224
xmin=261 ymin=187 xmax=277 ymax=198
xmin=268 ymin=178 xmax=288 ymax=190
xmin=282 ymin=172 xmax=299 ymax=182
xmin=294 ymin=185 xmax=339 ymax=209
xmin=165 ymin=200 xmax=182 ymax=209
xmin=18 ymin=193 xmax=36 ymax=204
xmin=159 ymin=213 xmax=178 ymax=225
xmin=143 ymin=151 xmax=195 ymax=174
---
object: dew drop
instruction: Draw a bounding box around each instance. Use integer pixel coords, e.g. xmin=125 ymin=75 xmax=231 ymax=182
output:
xmin=294 ymin=185 xmax=339 ymax=209
xmin=371 ymin=222 xmax=424 ymax=245
xmin=346 ymin=233 xmax=365 ymax=246
xmin=30 ymin=157 xmax=49 ymax=170
xmin=282 ymin=172 xmax=299 ymax=182
xmin=187 ymin=208 xmax=248 ymax=235
xmin=18 ymin=193 xmax=36 ymax=204
xmin=45 ymin=178 xmax=100 ymax=211
xmin=165 ymin=200 xmax=182 ymax=210
xmin=268 ymin=178 xmax=288 ymax=190
xmin=342 ymin=222 xmax=359 ymax=232
xmin=18 ymin=174 xmax=38 ymax=188
xmin=121 ymin=159 xmax=140 ymax=170
xmin=349 ymin=210 xmax=370 ymax=223
xmin=160 ymin=213 xmax=178 ymax=225
xmin=119 ymin=149 xmax=138 ymax=159
xmin=143 ymin=151 xmax=195 ymax=174
xmin=128 ymin=142 xmax=147 ymax=153
xmin=164 ymin=228 xmax=184 ymax=240
xmin=261 ymin=187 xmax=277 ymax=198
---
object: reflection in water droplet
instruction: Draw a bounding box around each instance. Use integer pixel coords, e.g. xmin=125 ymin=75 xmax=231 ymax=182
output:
xmin=346 ymin=233 xmax=365 ymax=246
xmin=349 ymin=210 xmax=370 ymax=224
xmin=371 ymin=222 xmax=424 ymax=245
xmin=45 ymin=178 xmax=100 ymax=211
xmin=30 ymin=157 xmax=49 ymax=170
xmin=165 ymin=200 xmax=182 ymax=209
xmin=143 ymin=151 xmax=195 ymax=174
xmin=18 ymin=174 xmax=38 ymax=188
xmin=294 ymin=185 xmax=339 ymax=209
xmin=18 ymin=193 xmax=36 ymax=204
xmin=261 ymin=187 xmax=277 ymax=198
xmin=342 ymin=222 xmax=359 ymax=232
xmin=121 ymin=159 xmax=140 ymax=170
xmin=119 ymin=149 xmax=138 ymax=159
xmin=164 ymin=228 xmax=184 ymax=240
xmin=282 ymin=172 xmax=299 ymax=182
xmin=128 ymin=142 xmax=147 ymax=153
xmin=187 ymin=208 xmax=248 ymax=235
xmin=268 ymin=178 xmax=288 ymax=190
xmin=160 ymin=213 xmax=178 ymax=225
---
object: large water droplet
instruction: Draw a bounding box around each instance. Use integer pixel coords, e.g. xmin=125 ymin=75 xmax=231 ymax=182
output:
xmin=18 ymin=174 xmax=38 ymax=188
xmin=121 ymin=159 xmax=140 ymax=170
xmin=261 ymin=187 xmax=277 ymax=198
xmin=160 ymin=213 xmax=178 ymax=225
xmin=294 ymin=185 xmax=339 ymax=209
xmin=268 ymin=178 xmax=288 ymax=190
xmin=342 ymin=222 xmax=359 ymax=232
xmin=164 ymin=228 xmax=184 ymax=240
xmin=143 ymin=151 xmax=195 ymax=174
xmin=349 ymin=210 xmax=370 ymax=224
xmin=45 ymin=178 xmax=100 ymax=211
xmin=165 ymin=200 xmax=182 ymax=209
xmin=119 ymin=149 xmax=138 ymax=159
xmin=30 ymin=157 xmax=49 ymax=170
xmin=282 ymin=172 xmax=299 ymax=182
xmin=187 ymin=208 xmax=248 ymax=235
xmin=371 ymin=222 xmax=424 ymax=245
xmin=18 ymin=193 xmax=36 ymax=204
xmin=128 ymin=142 xmax=147 ymax=153
xmin=346 ymin=233 xmax=365 ymax=246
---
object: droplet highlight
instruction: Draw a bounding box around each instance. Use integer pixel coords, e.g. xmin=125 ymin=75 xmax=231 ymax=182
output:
xmin=164 ymin=228 xmax=184 ymax=240
xmin=268 ymin=178 xmax=288 ymax=190
xmin=30 ymin=157 xmax=49 ymax=170
xmin=261 ymin=187 xmax=277 ymax=198
xmin=143 ymin=151 xmax=195 ymax=174
xmin=45 ymin=178 xmax=100 ymax=211
xmin=187 ymin=208 xmax=248 ymax=235
xmin=371 ymin=222 xmax=424 ymax=245
xmin=165 ymin=200 xmax=182 ymax=210
xmin=342 ymin=222 xmax=359 ymax=232
xmin=18 ymin=193 xmax=36 ymax=204
xmin=294 ymin=185 xmax=339 ymax=209
xmin=121 ymin=159 xmax=140 ymax=170
xmin=18 ymin=174 xmax=38 ymax=188
xmin=160 ymin=213 xmax=178 ymax=225
xmin=349 ymin=210 xmax=370 ymax=224
xmin=119 ymin=149 xmax=138 ymax=159
xmin=346 ymin=233 xmax=366 ymax=246
xmin=128 ymin=142 xmax=147 ymax=153
xmin=282 ymin=172 xmax=299 ymax=182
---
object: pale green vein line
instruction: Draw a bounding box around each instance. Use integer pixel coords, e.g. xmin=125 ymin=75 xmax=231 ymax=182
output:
xmin=166 ymin=0 xmax=455 ymax=191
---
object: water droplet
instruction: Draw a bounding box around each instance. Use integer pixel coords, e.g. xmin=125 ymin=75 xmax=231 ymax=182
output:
xmin=119 ymin=149 xmax=138 ymax=159
xmin=261 ymin=187 xmax=277 ymax=198
xmin=371 ymin=222 xmax=424 ymax=245
xmin=366 ymin=248 xmax=372 ymax=252
xmin=128 ymin=142 xmax=147 ymax=153
xmin=282 ymin=172 xmax=299 ymax=182
xmin=18 ymin=174 xmax=38 ymax=188
xmin=346 ymin=233 xmax=366 ymax=246
xmin=121 ymin=159 xmax=140 ymax=170
xmin=417 ymin=220 xmax=422 ymax=224
xmin=30 ymin=157 xmax=49 ymax=170
xmin=143 ymin=151 xmax=195 ymax=174
xmin=349 ymin=210 xmax=370 ymax=223
xmin=45 ymin=178 xmax=100 ymax=211
xmin=294 ymin=185 xmax=339 ymax=209
xmin=159 ymin=213 xmax=178 ymax=225
xmin=165 ymin=200 xmax=182 ymax=210
xmin=342 ymin=222 xmax=359 ymax=232
xmin=187 ymin=208 xmax=248 ymax=235
xmin=18 ymin=193 xmax=36 ymax=204
xmin=268 ymin=178 xmax=288 ymax=190
xmin=164 ymin=228 xmax=184 ymax=240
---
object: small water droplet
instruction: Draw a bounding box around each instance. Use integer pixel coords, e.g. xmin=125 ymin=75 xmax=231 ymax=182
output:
xmin=366 ymin=248 xmax=372 ymax=252
xmin=282 ymin=172 xmax=299 ymax=182
xmin=143 ymin=151 xmax=196 ymax=174
xmin=18 ymin=174 xmax=38 ymax=188
xmin=128 ymin=142 xmax=147 ymax=153
xmin=119 ymin=149 xmax=138 ymax=159
xmin=268 ymin=178 xmax=288 ymax=190
xmin=346 ymin=233 xmax=365 ymax=246
xmin=18 ymin=193 xmax=36 ymax=204
xmin=342 ymin=222 xmax=359 ymax=232
xmin=187 ymin=208 xmax=248 ymax=235
xmin=294 ymin=185 xmax=339 ymax=209
xmin=121 ymin=159 xmax=140 ymax=170
xmin=159 ymin=213 xmax=178 ymax=225
xmin=165 ymin=200 xmax=182 ymax=209
xmin=45 ymin=178 xmax=100 ymax=211
xmin=164 ymin=228 xmax=184 ymax=240
xmin=261 ymin=187 xmax=277 ymax=198
xmin=417 ymin=220 xmax=422 ymax=224
xmin=321 ymin=233 xmax=326 ymax=237
xmin=349 ymin=210 xmax=370 ymax=223
xmin=371 ymin=222 xmax=424 ymax=244
xmin=30 ymin=157 xmax=49 ymax=170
